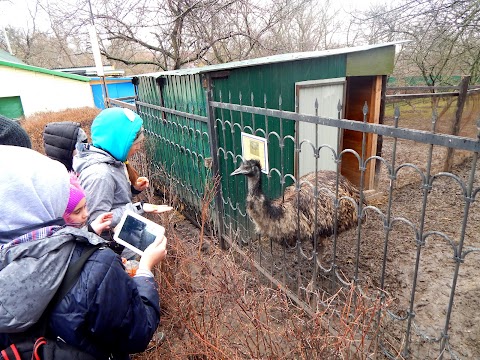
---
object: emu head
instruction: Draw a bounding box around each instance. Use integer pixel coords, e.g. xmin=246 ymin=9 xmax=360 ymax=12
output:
xmin=230 ymin=159 xmax=262 ymax=178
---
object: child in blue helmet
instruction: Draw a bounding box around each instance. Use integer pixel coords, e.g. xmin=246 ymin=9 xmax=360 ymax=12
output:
xmin=73 ymin=108 xmax=172 ymax=243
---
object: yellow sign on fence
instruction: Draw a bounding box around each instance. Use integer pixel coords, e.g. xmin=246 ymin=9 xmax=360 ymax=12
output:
xmin=240 ymin=132 xmax=269 ymax=174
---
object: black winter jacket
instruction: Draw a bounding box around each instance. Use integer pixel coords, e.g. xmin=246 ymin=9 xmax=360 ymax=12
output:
xmin=43 ymin=122 xmax=86 ymax=171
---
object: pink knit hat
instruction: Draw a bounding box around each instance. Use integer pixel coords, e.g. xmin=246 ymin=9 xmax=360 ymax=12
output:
xmin=64 ymin=172 xmax=86 ymax=216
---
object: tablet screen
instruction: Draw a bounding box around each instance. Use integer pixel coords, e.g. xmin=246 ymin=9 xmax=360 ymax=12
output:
xmin=117 ymin=213 xmax=158 ymax=252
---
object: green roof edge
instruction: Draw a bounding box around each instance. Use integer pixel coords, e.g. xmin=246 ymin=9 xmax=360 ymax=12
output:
xmin=0 ymin=60 xmax=91 ymax=82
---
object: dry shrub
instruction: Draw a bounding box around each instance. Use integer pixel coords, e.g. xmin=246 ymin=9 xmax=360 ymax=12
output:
xmin=20 ymin=107 xmax=100 ymax=153
xmin=131 ymin=212 xmax=392 ymax=360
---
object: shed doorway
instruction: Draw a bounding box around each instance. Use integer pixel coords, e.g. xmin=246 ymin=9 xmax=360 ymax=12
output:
xmin=295 ymin=78 xmax=345 ymax=177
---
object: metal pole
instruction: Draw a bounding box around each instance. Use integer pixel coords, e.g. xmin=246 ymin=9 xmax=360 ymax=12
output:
xmin=2 ymin=26 xmax=13 ymax=55
xmin=202 ymin=74 xmax=225 ymax=249
xmin=87 ymin=0 xmax=109 ymax=108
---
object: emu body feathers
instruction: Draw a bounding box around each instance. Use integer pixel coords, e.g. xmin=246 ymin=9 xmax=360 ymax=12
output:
xmin=231 ymin=159 xmax=362 ymax=246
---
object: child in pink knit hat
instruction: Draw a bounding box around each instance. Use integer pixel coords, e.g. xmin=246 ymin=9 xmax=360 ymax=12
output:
xmin=63 ymin=173 xmax=113 ymax=234
xmin=64 ymin=173 xmax=140 ymax=275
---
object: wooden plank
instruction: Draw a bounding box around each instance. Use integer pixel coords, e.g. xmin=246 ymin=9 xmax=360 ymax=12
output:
xmin=387 ymin=85 xmax=480 ymax=91
xmin=341 ymin=76 xmax=380 ymax=190
xmin=387 ymin=92 xmax=458 ymax=100
xmin=365 ymin=76 xmax=382 ymax=189
xmin=387 ymin=86 xmax=459 ymax=91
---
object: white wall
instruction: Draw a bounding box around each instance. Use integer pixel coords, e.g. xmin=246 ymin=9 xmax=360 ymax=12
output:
xmin=0 ymin=66 xmax=95 ymax=116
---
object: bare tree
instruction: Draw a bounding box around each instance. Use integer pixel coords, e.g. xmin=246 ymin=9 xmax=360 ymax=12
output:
xmin=0 ymin=0 xmax=93 ymax=68
xmin=3 ymin=0 xmax=364 ymax=72
xmin=35 ymin=0 xmax=350 ymax=72
xmin=262 ymin=0 xmax=344 ymax=53
xmin=356 ymin=0 xmax=480 ymax=85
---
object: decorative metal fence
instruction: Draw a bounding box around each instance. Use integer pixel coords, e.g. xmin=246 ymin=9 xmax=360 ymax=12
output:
xmin=133 ymin=80 xmax=480 ymax=359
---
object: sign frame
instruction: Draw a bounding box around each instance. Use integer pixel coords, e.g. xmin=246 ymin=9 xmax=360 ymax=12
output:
xmin=240 ymin=132 xmax=269 ymax=174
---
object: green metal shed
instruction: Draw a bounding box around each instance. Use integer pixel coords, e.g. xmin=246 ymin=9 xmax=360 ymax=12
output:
xmin=134 ymin=41 xmax=404 ymax=228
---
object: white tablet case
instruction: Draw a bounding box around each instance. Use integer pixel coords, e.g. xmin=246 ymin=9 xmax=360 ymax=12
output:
xmin=113 ymin=211 xmax=165 ymax=256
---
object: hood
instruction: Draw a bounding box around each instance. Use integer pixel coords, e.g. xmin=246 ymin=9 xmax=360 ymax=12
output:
xmin=73 ymin=144 xmax=124 ymax=173
xmin=0 ymin=146 xmax=69 ymax=241
xmin=72 ymin=145 xmax=124 ymax=173
xmin=91 ymin=108 xmax=143 ymax=162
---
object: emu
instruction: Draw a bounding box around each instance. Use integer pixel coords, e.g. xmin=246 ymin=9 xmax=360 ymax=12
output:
xmin=230 ymin=159 xmax=362 ymax=247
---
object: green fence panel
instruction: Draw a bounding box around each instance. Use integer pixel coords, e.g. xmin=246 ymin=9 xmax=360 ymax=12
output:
xmin=136 ymin=75 xmax=212 ymax=220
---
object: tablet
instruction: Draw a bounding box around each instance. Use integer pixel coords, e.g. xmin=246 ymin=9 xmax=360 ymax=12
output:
xmin=113 ymin=211 xmax=165 ymax=256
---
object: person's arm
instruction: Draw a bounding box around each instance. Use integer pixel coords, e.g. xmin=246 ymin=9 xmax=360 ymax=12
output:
xmin=52 ymin=249 xmax=161 ymax=357
xmin=91 ymin=250 xmax=162 ymax=355
xmin=81 ymin=166 xmax=171 ymax=228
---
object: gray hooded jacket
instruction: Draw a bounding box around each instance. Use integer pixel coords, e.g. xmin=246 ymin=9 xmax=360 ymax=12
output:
xmin=73 ymin=145 xmax=141 ymax=228
xmin=0 ymin=145 xmax=73 ymax=331
xmin=0 ymin=146 xmax=160 ymax=359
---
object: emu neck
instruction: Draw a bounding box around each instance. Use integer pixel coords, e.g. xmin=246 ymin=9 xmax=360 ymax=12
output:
xmin=246 ymin=174 xmax=263 ymax=197
xmin=246 ymin=173 xmax=284 ymax=221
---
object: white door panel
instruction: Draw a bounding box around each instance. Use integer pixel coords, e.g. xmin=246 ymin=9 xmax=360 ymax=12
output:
xmin=296 ymin=78 xmax=345 ymax=176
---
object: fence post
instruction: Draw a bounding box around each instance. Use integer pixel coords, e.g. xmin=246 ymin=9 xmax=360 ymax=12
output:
xmin=443 ymin=76 xmax=470 ymax=172
xmin=202 ymin=74 xmax=226 ymax=249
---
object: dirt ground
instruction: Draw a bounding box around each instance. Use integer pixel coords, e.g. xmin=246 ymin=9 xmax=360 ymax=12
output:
xmin=258 ymin=96 xmax=480 ymax=359
xmin=369 ymin=100 xmax=480 ymax=359
xmin=145 ymin=148 xmax=480 ymax=359
xmin=329 ymin=142 xmax=480 ymax=359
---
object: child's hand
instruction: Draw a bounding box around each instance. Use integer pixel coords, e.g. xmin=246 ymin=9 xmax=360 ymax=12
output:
xmin=134 ymin=176 xmax=149 ymax=191
xmin=139 ymin=235 xmax=168 ymax=271
xmin=142 ymin=203 xmax=173 ymax=214
xmin=91 ymin=212 xmax=113 ymax=235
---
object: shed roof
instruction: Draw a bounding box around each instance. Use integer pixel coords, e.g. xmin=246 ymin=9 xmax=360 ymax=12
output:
xmin=0 ymin=49 xmax=25 ymax=64
xmin=139 ymin=41 xmax=408 ymax=77
xmin=0 ymin=58 xmax=91 ymax=82
xmin=55 ymin=65 xmax=125 ymax=77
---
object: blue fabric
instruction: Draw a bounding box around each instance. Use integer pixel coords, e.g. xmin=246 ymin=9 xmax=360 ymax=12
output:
xmin=91 ymin=108 xmax=143 ymax=162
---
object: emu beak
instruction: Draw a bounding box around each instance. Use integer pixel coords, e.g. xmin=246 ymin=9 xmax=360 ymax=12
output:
xmin=230 ymin=164 xmax=248 ymax=176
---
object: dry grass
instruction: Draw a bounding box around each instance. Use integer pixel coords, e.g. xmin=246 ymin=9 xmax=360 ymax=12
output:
xmin=20 ymin=107 xmax=100 ymax=153
xmin=132 ymin=214 xmax=391 ymax=360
